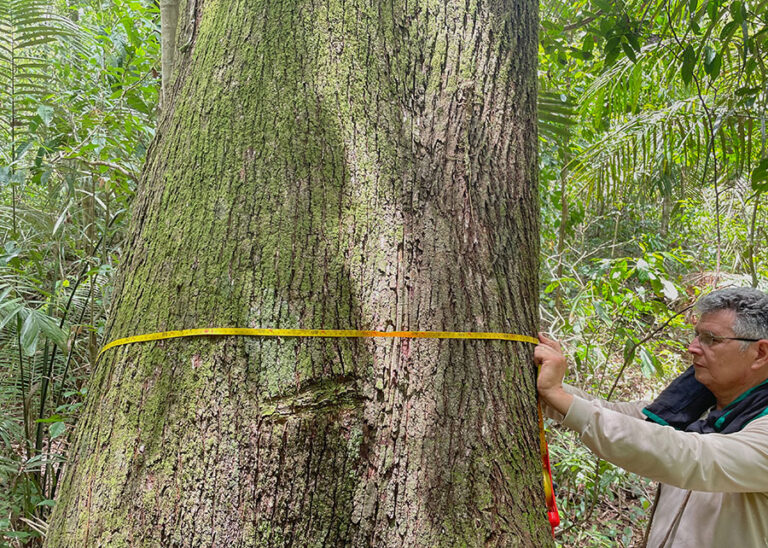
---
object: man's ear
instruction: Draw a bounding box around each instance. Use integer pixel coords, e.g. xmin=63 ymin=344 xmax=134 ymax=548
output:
xmin=752 ymin=340 xmax=768 ymax=370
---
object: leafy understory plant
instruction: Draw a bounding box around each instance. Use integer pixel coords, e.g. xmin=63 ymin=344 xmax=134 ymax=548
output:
xmin=1 ymin=1 xmax=161 ymax=545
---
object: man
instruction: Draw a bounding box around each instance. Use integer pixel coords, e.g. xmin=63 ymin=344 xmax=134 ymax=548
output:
xmin=535 ymin=287 xmax=768 ymax=547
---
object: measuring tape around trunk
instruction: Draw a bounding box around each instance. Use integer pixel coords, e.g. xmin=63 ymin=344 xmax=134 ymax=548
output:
xmin=97 ymin=326 xmax=558 ymax=534
xmin=98 ymin=327 xmax=540 ymax=359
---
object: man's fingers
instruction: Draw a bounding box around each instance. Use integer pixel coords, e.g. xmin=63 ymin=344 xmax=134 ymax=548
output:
xmin=534 ymin=344 xmax=559 ymax=365
xmin=537 ymin=332 xmax=561 ymax=351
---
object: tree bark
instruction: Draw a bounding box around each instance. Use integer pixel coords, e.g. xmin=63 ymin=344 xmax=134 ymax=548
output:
xmin=47 ymin=0 xmax=548 ymax=546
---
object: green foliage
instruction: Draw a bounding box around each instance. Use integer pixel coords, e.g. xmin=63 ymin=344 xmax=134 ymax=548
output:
xmin=543 ymin=231 xmax=693 ymax=381
xmin=541 ymin=0 xmax=768 ymax=220
xmin=0 ymin=0 xmax=80 ymax=160
xmin=0 ymin=1 xmax=159 ymax=545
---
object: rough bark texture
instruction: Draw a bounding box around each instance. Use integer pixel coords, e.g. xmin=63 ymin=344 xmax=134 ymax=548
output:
xmin=47 ymin=0 xmax=547 ymax=545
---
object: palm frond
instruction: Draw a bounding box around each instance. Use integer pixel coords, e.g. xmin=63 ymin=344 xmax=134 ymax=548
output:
xmin=0 ymin=0 xmax=81 ymax=162
xmin=539 ymin=90 xmax=578 ymax=144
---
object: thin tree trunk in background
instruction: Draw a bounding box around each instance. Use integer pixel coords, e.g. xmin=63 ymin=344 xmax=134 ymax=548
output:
xmin=159 ymin=0 xmax=179 ymax=106
xmin=47 ymin=1 xmax=548 ymax=545
xmin=660 ymin=191 xmax=672 ymax=237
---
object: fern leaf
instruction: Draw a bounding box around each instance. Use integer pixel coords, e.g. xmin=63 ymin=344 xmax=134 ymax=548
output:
xmin=0 ymin=0 xmax=83 ymax=159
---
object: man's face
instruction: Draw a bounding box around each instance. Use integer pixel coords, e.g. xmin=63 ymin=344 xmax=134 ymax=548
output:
xmin=688 ymin=309 xmax=757 ymax=403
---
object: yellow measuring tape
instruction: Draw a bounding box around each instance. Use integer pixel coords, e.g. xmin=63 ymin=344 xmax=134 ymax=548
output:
xmin=97 ymin=326 xmax=557 ymax=532
xmin=98 ymin=327 xmax=539 ymax=359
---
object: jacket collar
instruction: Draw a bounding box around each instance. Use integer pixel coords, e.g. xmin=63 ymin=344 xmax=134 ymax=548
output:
xmin=643 ymin=366 xmax=768 ymax=434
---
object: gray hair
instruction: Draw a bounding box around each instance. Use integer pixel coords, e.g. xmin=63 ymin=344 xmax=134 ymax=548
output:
xmin=696 ymin=287 xmax=768 ymax=342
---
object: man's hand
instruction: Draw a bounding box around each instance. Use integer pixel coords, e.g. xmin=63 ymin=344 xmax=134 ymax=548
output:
xmin=534 ymin=332 xmax=574 ymax=416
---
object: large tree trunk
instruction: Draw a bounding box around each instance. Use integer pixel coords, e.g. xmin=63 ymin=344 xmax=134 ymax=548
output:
xmin=47 ymin=0 xmax=547 ymax=545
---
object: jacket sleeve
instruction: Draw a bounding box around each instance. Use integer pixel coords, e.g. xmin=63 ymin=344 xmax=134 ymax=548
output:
xmin=542 ymin=384 xmax=648 ymax=422
xmin=562 ymin=395 xmax=768 ymax=493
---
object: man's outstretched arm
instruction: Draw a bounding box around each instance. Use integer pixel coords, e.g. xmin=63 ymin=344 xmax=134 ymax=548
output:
xmin=533 ymin=334 xmax=768 ymax=492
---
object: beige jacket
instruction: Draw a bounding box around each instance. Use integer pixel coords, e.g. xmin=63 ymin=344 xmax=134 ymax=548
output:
xmin=549 ymin=386 xmax=768 ymax=547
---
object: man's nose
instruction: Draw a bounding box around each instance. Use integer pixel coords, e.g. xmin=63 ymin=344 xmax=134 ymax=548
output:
xmin=688 ymin=337 xmax=703 ymax=355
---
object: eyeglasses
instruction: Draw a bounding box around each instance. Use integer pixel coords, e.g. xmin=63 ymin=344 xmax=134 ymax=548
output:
xmin=693 ymin=332 xmax=761 ymax=346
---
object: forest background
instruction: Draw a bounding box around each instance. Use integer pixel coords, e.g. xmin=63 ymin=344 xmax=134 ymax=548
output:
xmin=0 ymin=0 xmax=766 ymax=546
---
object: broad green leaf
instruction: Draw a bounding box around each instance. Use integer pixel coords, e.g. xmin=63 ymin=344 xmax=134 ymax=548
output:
xmin=741 ymin=20 xmax=749 ymax=63
xmin=623 ymin=338 xmax=638 ymax=364
xmin=4 ymin=532 xmax=34 ymax=540
xmin=0 ymin=305 xmax=21 ymax=333
xmin=720 ymin=20 xmax=738 ymax=41
xmin=703 ymin=45 xmax=716 ymax=64
xmin=582 ymin=34 xmax=595 ymax=53
xmin=736 ymin=86 xmax=761 ymax=97
xmin=746 ymin=56 xmax=757 ymax=77
xmin=689 ymin=0 xmax=699 ymax=14
xmin=729 ymin=0 xmax=745 ymax=23
xmin=17 ymin=308 xmax=67 ymax=356
xmin=639 ymin=347 xmax=663 ymax=377
xmin=49 ymin=421 xmax=66 ymax=439
xmin=681 ymin=45 xmax=696 ymax=85
xmin=751 ymin=158 xmax=768 ymax=191
xmin=594 ymin=301 xmax=612 ymax=324
xmin=703 ymin=46 xmax=721 ymax=79
xmin=621 ymin=40 xmax=637 ymax=63
xmin=35 ymin=414 xmax=64 ymax=423
xmin=593 ymin=0 xmax=612 ymax=11
xmin=35 ymin=311 xmax=68 ymax=350
xmin=36 ymin=104 xmax=53 ymax=126
xmin=126 ymin=92 xmax=150 ymax=115
xmin=121 ymin=16 xmax=141 ymax=49
xmin=691 ymin=19 xmax=701 ymax=34
xmin=706 ymin=0 xmax=720 ymax=20
xmin=605 ymin=35 xmax=621 ymax=53
xmin=19 ymin=310 xmax=40 ymax=356
xmin=14 ymin=139 xmax=33 ymax=161
xmin=638 ymin=347 xmax=653 ymax=376
xmin=604 ymin=45 xmax=621 ymax=67
xmin=706 ymin=53 xmax=721 ymax=79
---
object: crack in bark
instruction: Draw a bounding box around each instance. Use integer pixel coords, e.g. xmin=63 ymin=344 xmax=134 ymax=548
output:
xmin=260 ymin=375 xmax=363 ymax=420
